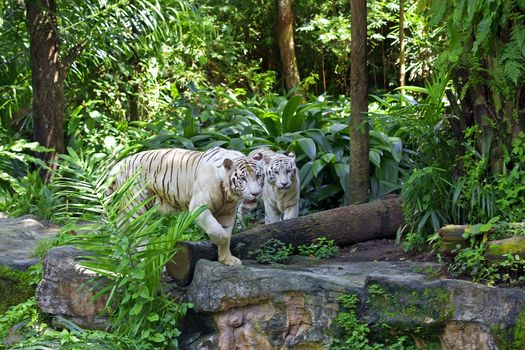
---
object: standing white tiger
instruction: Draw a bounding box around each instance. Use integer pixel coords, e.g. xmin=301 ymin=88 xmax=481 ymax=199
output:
xmin=245 ymin=148 xmax=300 ymax=224
xmin=108 ymin=147 xmax=264 ymax=266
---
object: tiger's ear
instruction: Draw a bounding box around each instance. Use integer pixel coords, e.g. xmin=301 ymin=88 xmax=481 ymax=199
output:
xmin=223 ymin=158 xmax=233 ymax=171
xmin=286 ymin=151 xmax=296 ymax=161
xmin=252 ymin=152 xmax=263 ymax=161
xmin=263 ymin=155 xmax=272 ymax=165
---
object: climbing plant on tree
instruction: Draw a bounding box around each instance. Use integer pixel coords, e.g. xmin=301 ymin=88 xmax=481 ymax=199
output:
xmin=426 ymin=0 xmax=525 ymax=173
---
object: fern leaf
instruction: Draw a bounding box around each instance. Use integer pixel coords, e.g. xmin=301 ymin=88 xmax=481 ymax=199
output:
xmin=504 ymin=60 xmax=525 ymax=85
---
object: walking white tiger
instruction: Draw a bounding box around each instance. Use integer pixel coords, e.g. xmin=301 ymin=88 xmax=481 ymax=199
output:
xmin=108 ymin=147 xmax=264 ymax=266
xmin=241 ymin=148 xmax=300 ymax=224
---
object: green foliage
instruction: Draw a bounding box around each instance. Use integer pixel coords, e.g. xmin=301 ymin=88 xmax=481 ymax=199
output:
xmin=332 ymin=295 xmax=378 ymax=350
xmin=495 ymin=133 xmax=525 ymax=222
xmin=402 ymin=232 xmax=427 ymax=253
xmin=248 ymin=239 xmax=294 ymax=264
xmin=428 ymin=0 xmax=525 ymax=97
xmin=449 ymin=244 xmax=488 ymax=282
xmin=331 ymin=294 xmax=414 ymax=350
xmin=1 ymin=170 xmax=59 ymax=220
xmin=298 ymin=237 xmax=339 ymax=259
xmin=0 ymin=297 xmax=40 ymax=344
xmin=401 ymin=166 xmax=453 ymax=236
xmin=11 ymin=148 xmax=199 ymax=349
xmin=0 ymin=266 xmax=35 ymax=315
xmin=450 ymin=246 xmax=525 ymax=287
xmin=450 ymin=217 xmax=525 ymax=287
xmin=2 ymin=306 xmax=135 ymax=350
xmin=0 ymin=138 xmax=54 ymax=218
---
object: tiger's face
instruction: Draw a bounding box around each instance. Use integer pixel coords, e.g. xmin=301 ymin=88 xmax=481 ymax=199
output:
xmin=224 ymin=157 xmax=264 ymax=209
xmin=265 ymin=153 xmax=297 ymax=190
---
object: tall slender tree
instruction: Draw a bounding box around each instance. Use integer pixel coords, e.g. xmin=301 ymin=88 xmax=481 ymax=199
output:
xmin=25 ymin=0 xmax=66 ymax=173
xmin=399 ymin=0 xmax=406 ymax=89
xmin=349 ymin=0 xmax=369 ymax=204
xmin=276 ymin=0 xmax=300 ymax=91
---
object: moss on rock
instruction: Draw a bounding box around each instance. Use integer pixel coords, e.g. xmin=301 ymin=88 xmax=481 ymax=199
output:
xmin=0 ymin=265 xmax=35 ymax=314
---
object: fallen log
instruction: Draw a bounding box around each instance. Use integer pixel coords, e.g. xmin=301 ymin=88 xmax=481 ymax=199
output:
xmin=485 ymin=235 xmax=525 ymax=262
xmin=439 ymin=222 xmax=525 ymax=254
xmin=438 ymin=225 xmax=470 ymax=254
xmin=166 ymin=196 xmax=403 ymax=286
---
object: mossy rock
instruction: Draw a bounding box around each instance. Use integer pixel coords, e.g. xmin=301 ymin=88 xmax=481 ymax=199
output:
xmin=0 ymin=265 xmax=35 ymax=314
xmin=485 ymin=235 xmax=525 ymax=262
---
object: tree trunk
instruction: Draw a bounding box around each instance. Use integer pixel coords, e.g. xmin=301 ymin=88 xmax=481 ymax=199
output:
xmin=276 ymin=0 xmax=300 ymax=91
xmin=399 ymin=0 xmax=406 ymax=89
xmin=349 ymin=0 xmax=369 ymax=204
xmin=25 ymin=0 xmax=65 ymax=174
xmin=166 ymin=196 xmax=403 ymax=285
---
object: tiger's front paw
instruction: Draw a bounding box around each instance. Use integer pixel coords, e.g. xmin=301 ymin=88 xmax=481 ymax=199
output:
xmin=220 ymin=255 xmax=242 ymax=266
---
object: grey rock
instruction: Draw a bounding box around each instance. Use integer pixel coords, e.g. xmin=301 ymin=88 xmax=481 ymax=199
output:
xmin=0 ymin=214 xmax=59 ymax=270
xmin=35 ymin=246 xmax=525 ymax=349
xmin=181 ymin=259 xmax=525 ymax=349
xmin=441 ymin=321 xmax=499 ymax=350
xmin=35 ymin=246 xmax=108 ymax=329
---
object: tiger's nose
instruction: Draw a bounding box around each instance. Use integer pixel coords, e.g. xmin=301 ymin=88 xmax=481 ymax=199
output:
xmin=251 ymin=190 xmax=261 ymax=197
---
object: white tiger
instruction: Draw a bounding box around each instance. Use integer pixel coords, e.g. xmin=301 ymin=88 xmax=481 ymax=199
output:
xmin=243 ymin=148 xmax=300 ymax=224
xmin=108 ymin=146 xmax=264 ymax=266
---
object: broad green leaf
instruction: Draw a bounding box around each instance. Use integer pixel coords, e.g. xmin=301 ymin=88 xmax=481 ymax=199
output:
xmin=369 ymin=150 xmax=382 ymax=168
xmin=282 ymin=95 xmax=303 ymax=132
xmin=299 ymin=161 xmax=314 ymax=190
xmin=130 ymin=303 xmax=143 ymax=316
xmin=147 ymin=313 xmax=160 ymax=322
xmin=311 ymin=159 xmax=327 ymax=177
xmin=296 ymin=138 xmax=316 ymax=160
xmin=150 ymin=333 xmax=166 ymax=343
xmin=394 ymin=86 xmax=428 ymax=94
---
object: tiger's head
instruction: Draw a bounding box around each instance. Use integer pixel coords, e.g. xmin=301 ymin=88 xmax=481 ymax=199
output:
xmin=223 ymin=154 xmax=264 ymax=209
xmin=264 ymin=152 xmax=298 ymax=190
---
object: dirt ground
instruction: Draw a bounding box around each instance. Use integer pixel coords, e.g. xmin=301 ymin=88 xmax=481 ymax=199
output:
xmin=336 ymin=239 xmax=438 ymax=263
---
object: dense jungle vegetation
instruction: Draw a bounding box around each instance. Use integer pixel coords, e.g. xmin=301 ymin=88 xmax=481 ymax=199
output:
xmin=1 ymin=0 xmax=524 ymax=348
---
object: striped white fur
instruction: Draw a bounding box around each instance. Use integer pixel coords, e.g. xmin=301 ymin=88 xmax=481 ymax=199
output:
xmin=108 ymin=146 xmax=264 ymax=265
xmin=245 ymin=148 xmax=300 ymax=224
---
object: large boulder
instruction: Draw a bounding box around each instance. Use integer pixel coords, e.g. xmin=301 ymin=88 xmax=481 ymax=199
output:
xmin=35 ymin=246 xmax=108 ymax=329
xmin=35 ymin=246 xmax=525 ymax=348
xmin=181 ymin=259 xmax=525 ymax=349
xmin=0 ymin=214 xmax=59 ymax=270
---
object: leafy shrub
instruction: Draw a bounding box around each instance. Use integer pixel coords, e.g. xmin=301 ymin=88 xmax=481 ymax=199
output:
xmin=401 ymin=232 xmax=427 ymax=253
xmin=449 ymin=217 xmax=525 ymax=287
xmin=449 ymin=244 xmax=488 ymax=281
xmin=0 ymin=297 xmax=40 ymax=342
xmin=298 ymin=237 xmax=339 ymax=259
xmin=449 ymin=246 xmax=525 ymax=287
xmin=494 ymin=133 xmax=525 ymax=222
xmin=332 ymin=294 xmax=377 ymax=350
xmin=1 ymin=170 xmax=58 ymax=220
xmin=331 ymin=294 xmax=413 ymax=350
xmin=248 ymin=238 xmax=294 ymax=264
xmin=401 ymin=166 xmax=453 ymax=236
xmin=0 ymin=139 xmax=54 ymax=218
xmin=1 ymin=300 xmax=135 ymax=349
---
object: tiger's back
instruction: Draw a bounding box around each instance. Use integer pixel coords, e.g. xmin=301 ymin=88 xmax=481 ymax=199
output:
xmin=108 ymin=146 xmax=265 ymax=265
xmin=110 ymin=148 xmax=203 ymax=212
